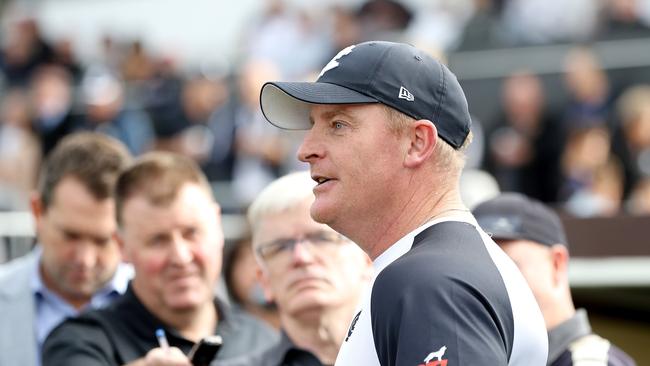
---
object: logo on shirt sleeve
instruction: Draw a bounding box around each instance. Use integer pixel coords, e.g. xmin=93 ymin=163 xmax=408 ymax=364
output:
xmin=418 ymin=345 xmax=448 ymax=366
xmin=345 ymin=310 xmax=362 ymax=342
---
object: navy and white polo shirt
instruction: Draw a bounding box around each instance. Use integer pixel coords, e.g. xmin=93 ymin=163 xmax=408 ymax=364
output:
xmin=335 ymin=215 xmax=548 ymax=366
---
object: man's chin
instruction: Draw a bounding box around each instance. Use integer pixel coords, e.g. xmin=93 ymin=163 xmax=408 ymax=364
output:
xmin=64 ymin=282 xmax=103 ymax=299
xmin=287 ymin=293 xmax=331 ymax=315
xmin=310 ymin=200 xmax=336 ymax=225
xmin=164 ymin=291 xmax=210 ymax=311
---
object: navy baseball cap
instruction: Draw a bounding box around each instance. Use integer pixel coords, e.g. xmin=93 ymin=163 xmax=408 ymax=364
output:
xmin=259 ymin=41 xmax=472 ymax=149
xmin=472 ymin=193 xmax=568 ymax=247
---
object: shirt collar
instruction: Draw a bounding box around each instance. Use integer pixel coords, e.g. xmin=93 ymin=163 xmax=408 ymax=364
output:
xmin=266 ymin=331 xmax=324 ymax=366
xmin=30 ymin=245 xmax=133 ymax=305
xmin=122 ymin=282 xmax=230 ymax=344
xmin=547 ymin=309 xmax=592 ymax=363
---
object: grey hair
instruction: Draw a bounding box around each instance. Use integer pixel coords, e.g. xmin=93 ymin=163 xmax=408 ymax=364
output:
xmin=247 ymin=171 xmax=316 ymax=235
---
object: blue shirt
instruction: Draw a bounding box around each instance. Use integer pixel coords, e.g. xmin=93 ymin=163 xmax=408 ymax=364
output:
xmin=30 ymin=247 xmax=132 ymax=365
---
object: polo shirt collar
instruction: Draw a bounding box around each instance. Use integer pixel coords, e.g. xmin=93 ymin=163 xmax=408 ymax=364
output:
xmin=547 ymin=309 xmax=591 ymax=363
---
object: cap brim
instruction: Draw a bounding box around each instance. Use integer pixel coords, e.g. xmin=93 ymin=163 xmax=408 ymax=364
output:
xmin=260 ymin=81 xmax=378 ymax=130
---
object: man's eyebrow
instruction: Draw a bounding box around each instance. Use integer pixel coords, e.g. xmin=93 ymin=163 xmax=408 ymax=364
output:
xmin=311 ymin=108 xmax=357 ymax=124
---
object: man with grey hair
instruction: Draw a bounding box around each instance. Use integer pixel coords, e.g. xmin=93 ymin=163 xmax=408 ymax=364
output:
xmin=247 ymin=171 xmax=373 ymax=365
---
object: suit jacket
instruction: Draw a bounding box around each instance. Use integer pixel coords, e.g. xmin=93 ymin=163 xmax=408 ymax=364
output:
xmin=0 ymin=251 xmax=39 ymax=366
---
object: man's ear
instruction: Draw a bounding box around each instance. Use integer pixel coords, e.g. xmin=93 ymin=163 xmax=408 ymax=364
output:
xmin=404 ymin=119 xmax=437 ymax=168
xmin=256 ymin=266 xmax=275 ymax=303
xmin=549 ymin=244 xmax=570 ymax=287
xmin=116 ymin=230 xmax=131 ymax=263
xmin=30 ymin=192 xmax=44 ymax=230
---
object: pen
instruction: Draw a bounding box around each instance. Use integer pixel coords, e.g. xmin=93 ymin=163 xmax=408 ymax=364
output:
xmin=156 ymin=328 xmax=169 ymax=349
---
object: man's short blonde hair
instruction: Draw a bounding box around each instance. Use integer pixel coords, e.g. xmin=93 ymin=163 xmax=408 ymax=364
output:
xmin=381 ymin=105 xmax=472 ymax=174
xmin=115 ymin=152 xmax=214 ymax=225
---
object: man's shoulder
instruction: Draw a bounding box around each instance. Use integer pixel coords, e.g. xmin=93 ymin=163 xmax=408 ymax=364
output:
xmin=42 ymin=310 xmax=117 ymax=366
xmin=0 ymin=251 xmax=37 ymax=276
xmin=217 ymin=303 xmax=279 ymax=360
xmin=375 ymin=221 xmax=489 ymax=290
xmin=0 ymin=252 xmax=38 ymax=296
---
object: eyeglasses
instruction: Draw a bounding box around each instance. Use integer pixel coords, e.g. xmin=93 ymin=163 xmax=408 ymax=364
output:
xmin=255 ymin=230 xmax=347 ymax=263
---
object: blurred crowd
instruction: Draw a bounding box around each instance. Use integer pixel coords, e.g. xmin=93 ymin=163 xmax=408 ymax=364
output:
xmin=1 ymin=0 xmax=650 ymax=217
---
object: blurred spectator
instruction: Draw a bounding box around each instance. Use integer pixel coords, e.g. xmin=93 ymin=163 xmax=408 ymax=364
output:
xmin=0 ymin=17 xmax=55 ymax=86
xmin=96 ymin=35 xmax=127 ymax=75
xmin=0 ymin=132 xmax=132 ymax=366
xmin=457 ymin=0 xmax=506 ymax=50
xmin=328 ymin=6 xmax=362 ymax=54
xmin=499 ymin=0 xmax=599 ymax=45
xmin=224 ymin=236 xmax=280 ymax=330
xmin=562 ymin=47 xmax=616 ymax=131
xmin=243 ymin=0 xmax=331 ymax=80
xmin=405 ymin=0 xmax=474 ymax=51
xmin=612 ymin=85 xmax=650 ymax=198
xmin=598 ymin=0 xmax=650 ymax=40
xmin=486 ymin=70 xmax=565 ymax=202
xmin=231 ymin=59 xmax=296 ymax=208
xmin=141 ymin=58 xmax=185 ymax=143
xmin=473 ymin=193 xmax=637 ymax=366
xmin=120 ymin=40 xmax=155 ymax=82
xmin=560 ymin=127 xmax=624 ymax=217
xmin=79 ymin=67 xmax=154 ymax=155
xmin=627 ymin=177 xmax=650 ymax=214
xmin=149 ymin=73 xmax=229 ymax=166
xmin=0 ymin=87 xmax=41 ymax=209
xmin=247 ymin=171 xmax=373 ymax=365
xmin=356 ymin=0 xmax=413 ymax=43
xmin=43 ymin=152 xmax=278 ymax=365
xmin=51 ymin=38 xmax=83 ymax=83
xmin=29 ymin=64 xmax=82 ymax=157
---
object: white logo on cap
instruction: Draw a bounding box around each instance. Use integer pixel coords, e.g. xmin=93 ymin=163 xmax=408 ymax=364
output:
xmin=398 ymin=86 xmax=414 ymax=102
xmin=494 ymin=217 xmax=514 ymax=231
xmin=319 ymin=45 xmax=355 ymax=77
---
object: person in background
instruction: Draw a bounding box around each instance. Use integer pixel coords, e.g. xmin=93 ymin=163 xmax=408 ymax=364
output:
xmin=247 ymin=171 xmax=373 ymax=365
xmin=223 ymin=236 xmax=281 ymax=330
xmin=43 ymin=151 xmax=278 ymax=366
xmin=0 ymin=132 xmax=133 ymax=366
xmin=473 ymin=192 xmax=637 ymax=366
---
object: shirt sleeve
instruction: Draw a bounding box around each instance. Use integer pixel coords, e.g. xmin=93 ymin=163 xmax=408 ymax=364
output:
xmin=370 ymin=259 xmax=512 ymax=366
xmin=42 ymin=317 xmax=116 ymax=366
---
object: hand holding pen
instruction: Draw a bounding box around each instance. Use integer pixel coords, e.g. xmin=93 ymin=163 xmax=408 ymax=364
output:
xmin=139 ymin=329 xmax=192 ymax=366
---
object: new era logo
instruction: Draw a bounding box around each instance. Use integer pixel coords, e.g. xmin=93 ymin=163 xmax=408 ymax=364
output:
xmin=399 ymin=86 xmax=414 ymax=102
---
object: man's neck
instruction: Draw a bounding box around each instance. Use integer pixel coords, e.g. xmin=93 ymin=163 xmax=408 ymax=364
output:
xmin=354 ymin=186 xmax=467 ymax=260
xmin=282 ymin=304 xmax=356 ymax=365
xmin=39 ymin=262 xmax=91 ymax=310
xmin=133 ymin=283 xmax=218 ymax=342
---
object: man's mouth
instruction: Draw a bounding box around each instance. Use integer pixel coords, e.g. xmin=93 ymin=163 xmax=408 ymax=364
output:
xmin=312 ymin=175 xmax=332 ymax=185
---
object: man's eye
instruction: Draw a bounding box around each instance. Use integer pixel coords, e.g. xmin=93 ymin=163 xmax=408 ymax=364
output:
xmin=63 ymin=232 xmax=82 ymax=241
xmin=262 ymin=240 xmax=292 ymax=257
xmin=333 ymin=121 xmax=345 ymax=129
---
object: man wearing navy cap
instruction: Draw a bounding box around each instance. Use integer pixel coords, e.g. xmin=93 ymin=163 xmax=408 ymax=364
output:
xmin=473 ymin=193 xmax=636 ymax=366
xmin=260 ymin=41 xmax=547 ymax=365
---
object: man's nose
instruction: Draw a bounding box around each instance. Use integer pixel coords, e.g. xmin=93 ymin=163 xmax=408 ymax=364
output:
xmin=72 ymin=242 xmax=97 ymax=268
xmin=169 ymin=237 xmax=193 ymax=265
xmin=291 ymin=240 xmax=315 ymax=265
xmin=297 ymin=128 xmax=322 ymax=163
